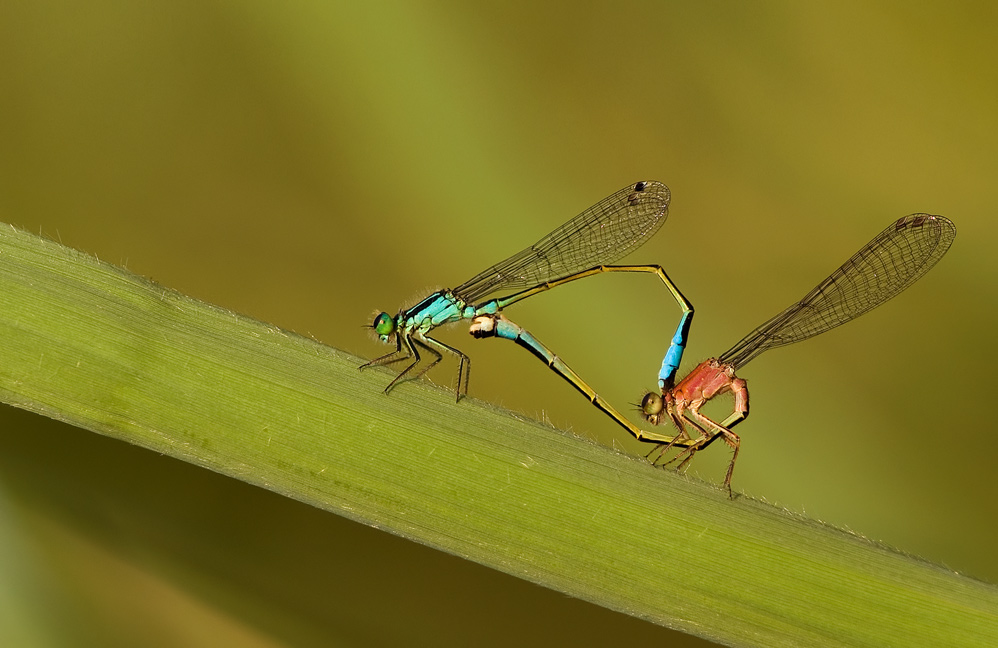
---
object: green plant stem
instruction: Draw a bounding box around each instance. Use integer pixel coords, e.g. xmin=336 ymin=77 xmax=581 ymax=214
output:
xmin=0 ymin=222 xmax=994 ymax=647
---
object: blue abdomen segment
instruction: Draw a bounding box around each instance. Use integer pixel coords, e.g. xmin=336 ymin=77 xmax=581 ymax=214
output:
xmin=482 ymin=317 xmax=559 ymax=368
xmin=658 ymin=309 xmax=693 ymax=389
xmin=491 ymin=317 xmax=526 ymax=342
xmin=469 ymin=300 xmax=500 ymax=318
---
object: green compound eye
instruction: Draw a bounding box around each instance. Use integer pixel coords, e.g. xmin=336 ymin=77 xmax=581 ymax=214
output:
xmin=372 ymin=312 xmax=395 ymax=340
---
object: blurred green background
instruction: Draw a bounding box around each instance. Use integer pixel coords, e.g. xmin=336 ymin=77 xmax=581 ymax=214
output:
xmin=1 ymin=2 xmax=995 ymax=646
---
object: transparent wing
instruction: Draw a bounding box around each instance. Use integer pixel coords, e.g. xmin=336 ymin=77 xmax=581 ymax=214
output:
xmin=454 ymin=181 xmax=670 ymax=303
xmin=720 ymin=214 xmax=956 ymax=369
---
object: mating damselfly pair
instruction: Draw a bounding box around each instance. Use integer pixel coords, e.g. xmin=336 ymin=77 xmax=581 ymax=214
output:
xmin=361 ymin=181 xmax=956 ymax=494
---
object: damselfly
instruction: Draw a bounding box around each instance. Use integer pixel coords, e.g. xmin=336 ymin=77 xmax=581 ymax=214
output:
xmin=362 ymin=181 xmax=693 ymax=445
xmin=641 ymin=214 xmax=956 ymax=495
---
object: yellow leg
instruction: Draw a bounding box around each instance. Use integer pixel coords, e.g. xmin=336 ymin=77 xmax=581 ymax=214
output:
xmin=471 ymin=315 xmax=694 ymax=448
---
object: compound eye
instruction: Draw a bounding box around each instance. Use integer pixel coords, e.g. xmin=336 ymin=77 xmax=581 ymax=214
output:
xmin=372 ymin=312 xmax=395 ymax=339
xmin=640 ymin=392 xmax=663 ymax=419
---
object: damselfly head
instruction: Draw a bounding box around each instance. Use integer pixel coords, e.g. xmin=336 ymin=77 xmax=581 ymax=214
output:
xmin=640 ymin=391 xmax=664 ymax=426
xmin=370 ymin=311 xmax=396 ymax=343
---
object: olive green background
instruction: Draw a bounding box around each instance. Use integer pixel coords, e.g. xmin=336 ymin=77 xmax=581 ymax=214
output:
xmin=0 ymin=2 xmax=994 ymax=646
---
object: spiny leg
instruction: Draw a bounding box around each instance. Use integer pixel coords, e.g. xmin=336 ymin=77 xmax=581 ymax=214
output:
xmin=360 ymin=332 xmax=410 ymax=370
xmin=364 ymin=351 xmax=416 ymax=369
xmin=645 ymin=411 xmax=703 ymax=465
xmin=644 ymin=429 xmax=692 ymax=465
xmin=673 ymin=428 xmax=721 ymax=473
xmin=381 ymin=333 xmax=428 ymax=395
xmin=685 ymin=408 xmax=742 ymax=497
xmin=720 ymin=377 xmax=749 ymax=430
xmin=655 ymin=414 xmax=709 ymax=469
xmin=400 ymin=334 xmax=444 ymax=382
xmin=415 ymin=333 xmax=472 ymax=402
